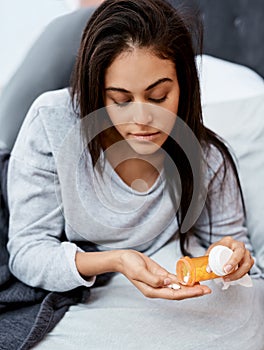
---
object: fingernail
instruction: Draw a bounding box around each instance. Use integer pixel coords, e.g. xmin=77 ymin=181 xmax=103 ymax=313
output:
xmin=224 ymin=265 xmax=233 ymax=273
xmin=204 ymin=289 xmax=211 ymax=295
xmin=164 ymin=278 xmax=171 ymax=285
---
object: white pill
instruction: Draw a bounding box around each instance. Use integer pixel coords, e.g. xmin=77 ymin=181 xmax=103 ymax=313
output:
xmin=183 ymin=273 xmax=190 ymax=283
xmin=168 ymin=283 xmax=181 ymax=290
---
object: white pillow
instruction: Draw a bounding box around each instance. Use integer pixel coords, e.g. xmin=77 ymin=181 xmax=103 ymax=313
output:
xmin=197 ymin=55 xmax=264 ymax=105
xmin=199 ymin=55 xmax=264 ymax=272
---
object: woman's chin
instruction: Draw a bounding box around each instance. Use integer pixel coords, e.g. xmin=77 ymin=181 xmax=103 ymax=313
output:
xmin=126 ymin=139 xmax=161 ymax=155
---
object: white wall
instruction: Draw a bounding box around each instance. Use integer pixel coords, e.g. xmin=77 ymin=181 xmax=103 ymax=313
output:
xmin=0 ymin=0 xmax=72 ymax=88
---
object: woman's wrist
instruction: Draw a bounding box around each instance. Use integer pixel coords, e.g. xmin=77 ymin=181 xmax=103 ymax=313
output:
xmin=75 ymin=249 xmax=126 ymax=277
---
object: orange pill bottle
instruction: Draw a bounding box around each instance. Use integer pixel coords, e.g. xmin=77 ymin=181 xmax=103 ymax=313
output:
xmin=176 ymin=245 xmax=233 ymax=286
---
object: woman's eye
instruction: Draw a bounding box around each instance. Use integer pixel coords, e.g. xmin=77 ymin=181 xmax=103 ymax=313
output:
xmin=114 ymin=101 xmax=131 ymax=108
xmin=112 ymin=96 xmax=167 ymax=108
xmin=149 ymin=96 xmax=167 ymax=103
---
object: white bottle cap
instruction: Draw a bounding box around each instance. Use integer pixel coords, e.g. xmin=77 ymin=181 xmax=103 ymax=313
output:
xmin=208 ymin=245 xmax=233 ymax=276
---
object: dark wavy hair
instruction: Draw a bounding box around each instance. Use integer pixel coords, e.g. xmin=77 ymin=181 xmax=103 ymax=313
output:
xmin=70 ymin=0 xmax=245 ymax=255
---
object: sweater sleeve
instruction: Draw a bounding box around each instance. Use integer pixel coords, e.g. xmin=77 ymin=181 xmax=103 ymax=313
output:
xmin=194 ymin=145 xmax=262 ymax=278
xmin=7 ymin=98 xmax=96 ymax=292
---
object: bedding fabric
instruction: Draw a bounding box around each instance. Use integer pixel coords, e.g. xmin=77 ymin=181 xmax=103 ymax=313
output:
xmin=33 ymin=237 xmax=264 ymax=350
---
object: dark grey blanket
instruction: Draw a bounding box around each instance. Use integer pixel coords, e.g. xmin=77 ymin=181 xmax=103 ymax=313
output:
xmin=0 ymin=149 xmax=112 ymax=350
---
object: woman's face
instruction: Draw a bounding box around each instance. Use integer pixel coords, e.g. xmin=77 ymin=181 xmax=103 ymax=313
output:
xmin=104 ymin=47 xmax=180 ymax=155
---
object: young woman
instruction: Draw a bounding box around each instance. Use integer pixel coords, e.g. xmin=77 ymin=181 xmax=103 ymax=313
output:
xmin=7 ymin=0 xmax=262 ymax=348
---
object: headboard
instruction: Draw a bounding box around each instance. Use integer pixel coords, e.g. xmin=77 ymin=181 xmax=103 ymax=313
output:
xmin=170 ymin=0 xmax=264 ymax=78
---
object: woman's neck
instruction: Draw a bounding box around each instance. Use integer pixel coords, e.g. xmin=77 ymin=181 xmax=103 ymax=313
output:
xmin=101 ymin=132 xmax=164 ymax=192
xmin=114 ymin=158 xmax=162 ymax=192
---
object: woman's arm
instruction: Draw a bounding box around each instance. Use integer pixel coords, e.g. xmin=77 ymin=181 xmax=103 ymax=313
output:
xmin=76 ymin=249 xmax=211 ymax=299
xmin=7 ymin=93 xmax=98 ymax=292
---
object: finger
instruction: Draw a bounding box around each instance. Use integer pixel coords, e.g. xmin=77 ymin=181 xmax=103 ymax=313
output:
xmin=206 ymin=238 xmax=246 ymax=274
xmin=167 ymin=272 xmax=179 ymax=284
xmin=224 ymin=251 xmax=254 ymax=281
xmin=134 ymin=280 xmax=211 ymax=300
xmin=207 ymin=236 xmax=244 ymax=254
xmin=133 ymin=267 xmax=173 ymax=288
xmin=223 ymin=243 xmax=246 ymax=274
xmin=144 ymin=259 xmax=179 ymax=286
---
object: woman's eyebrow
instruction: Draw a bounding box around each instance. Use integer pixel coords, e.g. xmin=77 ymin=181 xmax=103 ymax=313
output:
xmin=105 ymin=77 xmax=173 ymax=93
xmin=105 ymin=87 xmax=130 ymax=93
xmin=145 ymin=77 xmax=173 ymax=91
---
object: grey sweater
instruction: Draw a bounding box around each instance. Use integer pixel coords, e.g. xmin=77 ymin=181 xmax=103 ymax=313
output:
xmin=7 ymin=88 xmax=260 ymax=293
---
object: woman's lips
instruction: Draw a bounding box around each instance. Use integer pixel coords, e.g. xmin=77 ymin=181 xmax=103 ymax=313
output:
xmin=129 ymin=131 xmax=160 ymax=141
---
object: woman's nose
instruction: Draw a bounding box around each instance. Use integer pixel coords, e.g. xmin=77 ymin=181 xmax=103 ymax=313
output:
xmin=132 ymin=102 xmax=153 ymax=125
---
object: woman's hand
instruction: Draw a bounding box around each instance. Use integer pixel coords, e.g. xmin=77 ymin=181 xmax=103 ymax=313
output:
xmin=206 ymin=236 xmax=254 ymax=282
xmin=117 ymin=250 xmax=211 ymax=300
